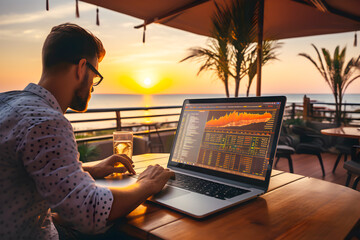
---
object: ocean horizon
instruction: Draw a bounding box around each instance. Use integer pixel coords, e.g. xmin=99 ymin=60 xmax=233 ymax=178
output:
xmin=87 ymin=93 xmax=360 ymax=109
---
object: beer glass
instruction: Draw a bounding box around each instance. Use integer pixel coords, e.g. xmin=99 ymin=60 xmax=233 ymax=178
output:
xmin=113 ymin=131 xmax=133 ymax=158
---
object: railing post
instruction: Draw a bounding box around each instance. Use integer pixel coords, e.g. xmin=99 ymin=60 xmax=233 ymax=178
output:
xmin=303 ymin=95 xmax=310 ymax=121
xmin=116 ymin=111 xmax=122 ymax=131
xmin=291 ymin=103 xmax=295 ymax=120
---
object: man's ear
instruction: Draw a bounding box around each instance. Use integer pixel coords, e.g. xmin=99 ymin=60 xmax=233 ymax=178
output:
xmin=75 ymin=58 xmax=87 ymax=84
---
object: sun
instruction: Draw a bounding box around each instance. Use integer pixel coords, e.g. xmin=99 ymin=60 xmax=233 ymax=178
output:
xmin=143 ymin=78 xmax=152 ymax=87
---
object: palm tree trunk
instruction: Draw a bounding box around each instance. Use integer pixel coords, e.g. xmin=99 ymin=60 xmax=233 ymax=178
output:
xmin=334 ymin=93 xmax=340 ymax=126
xmin=338 ymin=92 xmax=343 ymax=125
xmin=235 ymin=77 xmax=240 ymax=97
xmin=246 ymin=84 xmax=250 ymax=97
xmin=234 ymin=53 xmax=243 ymax=98
xmin=224 ymin=75 xmax=229 ymax=98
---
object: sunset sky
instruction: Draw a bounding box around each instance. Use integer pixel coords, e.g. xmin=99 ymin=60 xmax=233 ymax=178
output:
xmin=0 ymin=0 xmax=359 ymax=96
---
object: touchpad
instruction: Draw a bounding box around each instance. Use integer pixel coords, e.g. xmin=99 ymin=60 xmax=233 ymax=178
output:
xmin=152 ymin=186 xmax=190 ymax=201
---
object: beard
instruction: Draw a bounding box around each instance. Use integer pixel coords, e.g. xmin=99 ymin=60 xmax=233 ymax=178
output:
xmin=69 ymin=71 xmax=92 ymax=112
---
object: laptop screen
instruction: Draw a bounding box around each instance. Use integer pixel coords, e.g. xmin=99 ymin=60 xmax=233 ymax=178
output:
xmin=170 ymin=98 xmax=285 ymax=181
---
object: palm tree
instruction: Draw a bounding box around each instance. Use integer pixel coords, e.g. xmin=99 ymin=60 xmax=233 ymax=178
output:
xmin=180 ymin=2 xmax=231 ymax=97
xmin=181 ymin=0 xmax=280 ymax=98
xmin=228 ymin=0 xmax=257 ymax=97
xmin=245 ymin=41 xmax=282 ymax=97
xmin=299 ymin=44 xmax=360 ymax=125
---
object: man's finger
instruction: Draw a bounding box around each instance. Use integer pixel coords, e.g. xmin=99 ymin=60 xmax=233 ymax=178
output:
xmin=113 ymin=167 xmax=127 ymax=173
xmin=167 ymin=170 xmax=175 ymax=180
xmin=116 ymin=156 xmax=136 ymax=175
xmin=112 ymin=154 xmax=134 ymax=164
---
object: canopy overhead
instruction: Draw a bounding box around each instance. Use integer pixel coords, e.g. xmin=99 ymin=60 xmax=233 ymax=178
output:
xmin=81 ymin=0 xmax=360 ymax=40
xmin=79 ymin=0 xmax=360 ymax=96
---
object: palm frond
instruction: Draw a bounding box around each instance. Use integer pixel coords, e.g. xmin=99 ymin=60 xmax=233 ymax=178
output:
xmin=322 ymin=48 xmax=333 ymax=77
xmin=299 ymin=53 xmax=323 ymax=76
xmin=343 ymin=75 xmax=360 ymax=93
xmin=344 ymin=58 xmax=355 ymax=76
xmin=229 ymin=0 xmax=257 ymax=50
xmin=338 ymin=46 xmax=346 ymax=74
xmin=311 ymin=44 xmax=329 ymax=83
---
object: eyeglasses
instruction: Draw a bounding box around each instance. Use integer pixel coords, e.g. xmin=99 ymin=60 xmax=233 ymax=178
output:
xmin=86 ymin=62 xmax=103 ymax=86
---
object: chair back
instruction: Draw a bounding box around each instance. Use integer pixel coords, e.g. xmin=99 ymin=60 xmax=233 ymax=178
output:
xmin=351 ymin=145 xmax=360 ymax=163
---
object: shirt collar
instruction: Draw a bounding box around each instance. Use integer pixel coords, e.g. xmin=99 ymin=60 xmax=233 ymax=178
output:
xmin=24 ymin=83 xmax=63 ymax=114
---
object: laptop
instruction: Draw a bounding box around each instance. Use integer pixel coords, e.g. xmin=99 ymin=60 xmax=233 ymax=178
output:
xmin=96 ymin=96 xmax=286 ymax=218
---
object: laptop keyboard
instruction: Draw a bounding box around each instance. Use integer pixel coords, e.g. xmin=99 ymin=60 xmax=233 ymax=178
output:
xmin=167 ymin=173 xmax=250 ymax=200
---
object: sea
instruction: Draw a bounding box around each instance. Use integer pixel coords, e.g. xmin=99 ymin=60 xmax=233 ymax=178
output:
xmin=86 ymin=93 xmax=360 ymax=109
xmin=68 ymin=93 xmax=360 ymax=131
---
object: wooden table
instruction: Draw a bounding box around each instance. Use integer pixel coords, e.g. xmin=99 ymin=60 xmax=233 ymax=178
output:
xmin=321 ymin=126 xmax=360 ymax=139
xmin=321 ymin=126 xmax=360 ymax=173
xmin=96 ymin=154 xmax=360 ymax=239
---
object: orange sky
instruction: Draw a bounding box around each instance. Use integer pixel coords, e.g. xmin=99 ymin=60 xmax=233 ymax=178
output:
xmin=0 ymin=0 xmax=360 ymax=96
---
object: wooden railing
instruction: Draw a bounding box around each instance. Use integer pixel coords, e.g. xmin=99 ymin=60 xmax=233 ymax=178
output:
xmin=67 ymin=101 xmax=360 ymax=144
xmin=66 ymin=106 xmax=182 ymax=143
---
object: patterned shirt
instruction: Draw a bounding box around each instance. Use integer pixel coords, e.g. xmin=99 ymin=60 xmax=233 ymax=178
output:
xmin=0 ymin=83 xmax=113 ymax=240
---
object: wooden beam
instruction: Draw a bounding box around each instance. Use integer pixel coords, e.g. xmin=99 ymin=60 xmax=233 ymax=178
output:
xmin=134 ymin=0 xmax=211 ymax=29
xmin=256 ymin=0 xmax=265 ymax=96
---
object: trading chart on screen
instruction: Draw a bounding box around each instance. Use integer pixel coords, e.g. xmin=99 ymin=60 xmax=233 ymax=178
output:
xmin=172 ymin=102 xmax=282 ymax=180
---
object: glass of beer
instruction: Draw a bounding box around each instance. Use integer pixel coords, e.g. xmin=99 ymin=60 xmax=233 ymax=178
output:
xmin=112 ymin=131 xmax=133 ymax=178
xmin=113 ymin=131 xmax=133 ymax=158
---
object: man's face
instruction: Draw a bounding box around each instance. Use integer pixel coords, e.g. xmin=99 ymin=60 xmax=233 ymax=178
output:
xmin=69 ymin=60 xmax=97 ymax=112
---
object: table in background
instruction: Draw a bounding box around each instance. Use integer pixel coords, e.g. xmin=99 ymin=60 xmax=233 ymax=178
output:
xmin=321 ymin=126 xmax=360 ymax=173
xmin=95 ymin=154 xmax=360 ymax=239
xmin=321 ymin=126 xmax=360 ymax=140
xmin=142 ymin=122 xmax=165 ymax=153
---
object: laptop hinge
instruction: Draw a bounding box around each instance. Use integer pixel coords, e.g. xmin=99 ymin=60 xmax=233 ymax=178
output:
xmin=170 ymin=166 xmax=265 ymax=192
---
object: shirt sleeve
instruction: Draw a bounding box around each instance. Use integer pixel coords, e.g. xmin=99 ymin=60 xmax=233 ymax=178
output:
xmin=18 ymin=117 xmax=114 ymax=234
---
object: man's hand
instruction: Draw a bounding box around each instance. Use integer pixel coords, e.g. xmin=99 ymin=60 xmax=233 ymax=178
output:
xmin=107 ymin=164 xmax=174 ymax=221
xmin=137 ymin=164 xmax=175 ymax=195
xmin=83 ymin=154 xmax=136 ymax=179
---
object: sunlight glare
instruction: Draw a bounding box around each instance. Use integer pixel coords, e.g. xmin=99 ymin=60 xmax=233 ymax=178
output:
xmin=144 ymin=78 xmax=152 ymax=87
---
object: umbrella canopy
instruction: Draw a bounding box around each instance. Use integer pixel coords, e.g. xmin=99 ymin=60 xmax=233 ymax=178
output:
xmin=80 ymin=0 xmax=360 ymax=95
xmin=81 ymin=0 xmax=360 ymax=39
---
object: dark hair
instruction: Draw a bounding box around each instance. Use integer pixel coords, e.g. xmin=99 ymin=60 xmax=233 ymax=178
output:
xmin=42 ymin=23 xmax=105 ymax=70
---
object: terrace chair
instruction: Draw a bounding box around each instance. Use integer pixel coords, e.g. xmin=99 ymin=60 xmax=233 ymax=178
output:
xmin=289 ymin=125 xmax=326 ymax=176
xmin=343 ymin=145 xmax=360 ymax=189
xmin=275 ymin=134 xmax=295 ymax=173
xmin=332 ymin=138 xmax=359 ymax=173
xmin=133 ymin=136 xmax=150 ymax=155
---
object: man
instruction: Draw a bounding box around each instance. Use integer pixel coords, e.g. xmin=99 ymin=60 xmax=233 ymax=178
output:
xmin=0 ymin=23 xmax=174 ymax=239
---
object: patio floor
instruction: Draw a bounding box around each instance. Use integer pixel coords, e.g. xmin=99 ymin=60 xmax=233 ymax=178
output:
xmin=273 ymin=152 xmax=359 ymax=191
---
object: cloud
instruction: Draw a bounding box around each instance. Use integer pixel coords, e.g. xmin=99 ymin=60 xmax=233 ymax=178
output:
xmin=121 ymin=22 xmax=137 ymax=28
xmin=0 ymin=28 xmax=42 ymax=40
xmin=105 ymin=55 xmax=174 ymax=65
xmin=107 ymin=48 xmax=183 ymax=65
xmin=0 ymin=2 xmax=93 ymax=26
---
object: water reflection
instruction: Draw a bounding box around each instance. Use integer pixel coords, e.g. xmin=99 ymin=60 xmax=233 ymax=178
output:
xmin=142 ymin=95 xmax=153 ymax=124
xmin=142 ymin=94 xmax=154 ymax=107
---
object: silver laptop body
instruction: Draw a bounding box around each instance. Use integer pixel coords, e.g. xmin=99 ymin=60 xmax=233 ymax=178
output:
xmin=97 ymin=96 xmax=286 ymax=218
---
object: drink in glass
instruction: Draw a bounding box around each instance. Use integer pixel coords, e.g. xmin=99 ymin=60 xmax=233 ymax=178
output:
xmin=113 ymin=131 xmax=133 ymax=158
xmin=112 ymin=131 xmax=133 ymax=177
